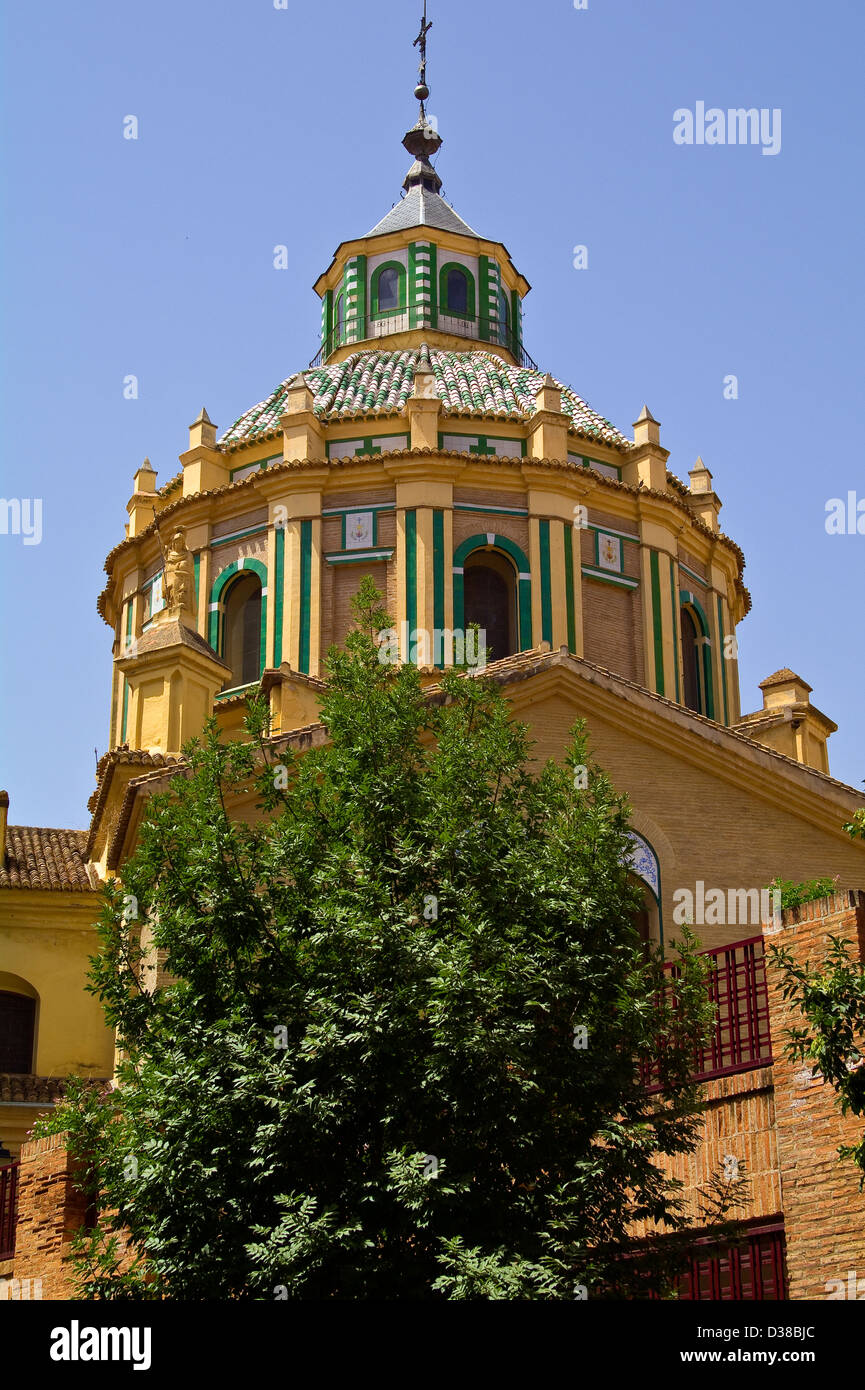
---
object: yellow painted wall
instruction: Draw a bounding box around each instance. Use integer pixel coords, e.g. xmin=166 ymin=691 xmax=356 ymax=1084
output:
xmin=0 ymin=891 xmax=114 ymax=1078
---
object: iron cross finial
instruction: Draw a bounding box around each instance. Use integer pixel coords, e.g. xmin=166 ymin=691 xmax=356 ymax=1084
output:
xmin=414 ymin=2 xmax=432 ymax=52
xmin=413 ymin=1 xmax=432 ymax=81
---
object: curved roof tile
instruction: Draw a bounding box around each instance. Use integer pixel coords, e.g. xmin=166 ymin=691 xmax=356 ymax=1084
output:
xmin=1 ymin=826 xmax=97 ymax=892
xmin=218 ymin=346 xmax=630 ymax=451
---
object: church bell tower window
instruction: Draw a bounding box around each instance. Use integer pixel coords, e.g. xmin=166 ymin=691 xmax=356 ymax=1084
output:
xmin=371 ymin=262 xmax=407 ymax=318
xmin=463 ymin=549 xmax=517 ymax=661
xmin=222 ymin=572 xmax=263 ymax=688
xmin=439 ymin=263 xmax=475 ymax=320
xmin=681 ymin=604 xmax=704 ymax=715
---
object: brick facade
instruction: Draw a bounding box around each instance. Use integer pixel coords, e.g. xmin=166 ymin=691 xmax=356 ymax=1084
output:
xmin=8 ymin=1131 xmax=87 ymax=1300
xmin=634 ymin=890 xmax=865 ymax=1298
xmin=581 ymin=577 xmax=643 ymax=684
xmin=764 ymin=890 xmax=865 ymax=1299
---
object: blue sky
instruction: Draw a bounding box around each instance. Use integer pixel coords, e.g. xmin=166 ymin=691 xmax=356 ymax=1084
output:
xmin=1 ymin=0 xmax=862 ymax=828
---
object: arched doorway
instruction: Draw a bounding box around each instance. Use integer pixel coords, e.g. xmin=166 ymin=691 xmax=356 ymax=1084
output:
xmin=463 ymin=549 xmax=517 ymax=661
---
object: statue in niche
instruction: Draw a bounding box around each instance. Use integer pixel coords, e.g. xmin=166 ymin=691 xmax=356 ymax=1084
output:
xmin=162 ymin=527 xmax=196 ymax=618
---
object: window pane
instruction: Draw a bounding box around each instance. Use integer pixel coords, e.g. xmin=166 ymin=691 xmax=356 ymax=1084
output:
xmin=223 ymin=573 xmax=263 ymax=687
xmin=378 ymin=268 xmax=400 ymax=312
xmin=464 ymin=563 xmax=514 ymax=660
xmin=241 ymin=591 xmax=262 ymax=684
xmin=447 ymin=268 xmax=468 ymax=315
xmin=498 ymin=290 xmax=510 ymax=343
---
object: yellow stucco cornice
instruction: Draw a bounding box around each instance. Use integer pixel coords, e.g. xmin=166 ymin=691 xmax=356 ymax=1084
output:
xmin=98 ymin=449 xmax=749 ymax=626
xmin=0 ymin=888 xmax=101 ymax=919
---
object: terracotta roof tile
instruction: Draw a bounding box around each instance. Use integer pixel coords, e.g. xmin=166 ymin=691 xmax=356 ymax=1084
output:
xmin=86 ymin=748 xmax=185 ymax=848
xmin=0 ymin=826 xmax=98 ymax=892
xmin=0 ymin=1074 xmax=110 ymax=1104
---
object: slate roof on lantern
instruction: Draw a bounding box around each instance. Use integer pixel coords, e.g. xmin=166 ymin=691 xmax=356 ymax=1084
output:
xmin=218 ymin=346 xmax=631 ymax=451
xmin=366 ymin=185 xmax=479 ymax=238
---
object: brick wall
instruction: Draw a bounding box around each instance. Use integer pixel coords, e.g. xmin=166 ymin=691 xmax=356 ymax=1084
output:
xmin=645 ymin=1067 xmax=783 ymax=1229
xmin=10 ymin=1131 xmax=87 ymax=1300
xmin=581 ymin=577 xmax=642 ymax=684
xmin=764 ymin=890 xmax=865 ymax=1299
xmin=515 ymin=684 xmax=865 ymax=953
xmin=452 ymin=509 xmax=529 ymax=559
xmin=327 ymin=563 xmax=387 ymax=653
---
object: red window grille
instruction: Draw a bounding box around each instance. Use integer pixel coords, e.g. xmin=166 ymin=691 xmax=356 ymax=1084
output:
xmin=645 ymin=935 xmax=773 ymax=1089
xmin=676 ymin=1221 xmax=788 ymax=1301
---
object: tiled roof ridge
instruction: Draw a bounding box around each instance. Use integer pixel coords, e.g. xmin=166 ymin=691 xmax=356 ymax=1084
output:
xmin=479 ymin=647 xmax=861 ymax=802
xmin=104 ymin=721 xmax=332 ymax=868
xmin=1 ymin=824 xmax=99 ymax=892
xmin=99 ymin=450 xmax=749 ymax=621
xmin=85 ymin=747 xmax=185 ymax=853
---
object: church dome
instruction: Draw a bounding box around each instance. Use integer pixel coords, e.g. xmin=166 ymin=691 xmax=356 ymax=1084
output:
xmin=218 ymin=345 xmax=630 ymax=454
xmin=102 ymin=4 xmax=750 ymax=756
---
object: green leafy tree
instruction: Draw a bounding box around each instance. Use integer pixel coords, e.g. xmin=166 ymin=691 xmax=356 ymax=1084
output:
xmin=42 ymin=579 xmax=714 ymax=1300
xmin=768 ymin=876 xmax=838 ymax=911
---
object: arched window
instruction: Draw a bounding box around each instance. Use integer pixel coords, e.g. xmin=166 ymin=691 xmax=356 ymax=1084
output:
xmin=0 ymin=989 xmax=36 ymax=1073
xmin=334 ymin=291 xmax=345 ymax=344
xmin=222 ymin=572 xmax=263 ymax=687
xmin=681 ymin=605 xmax=703 ymax=714
xmin=371 ymin=262 xmax=406 ymax=317
xmin=497 ymin=289 xmax=511 ymax=346
xmin=463 ymin=549 xmax=517 ymax=661
xmin=624 ymin=832 xmax=662 ymax=951
xmin=439 ymin=263 xmax=475 ymax=320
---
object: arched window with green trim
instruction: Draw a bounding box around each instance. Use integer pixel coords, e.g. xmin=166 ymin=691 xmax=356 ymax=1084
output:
xmin=223 ymin=573 xmax=262 ymax=687
xmin=453 ymin=533 xmax=532 ymax=657
xmin=209 ymin=559 xmax=268 ymax=690
xmin=371 ymin=261 xmax=406 ymax=318
xmin=497 ymin=288 xmax=511 ymax=347
xmin=439 ymin=262 xmax=475 ymax=320
xmin=334 ymin=291 xmax=345 ymax=345
xmin=679 ymin=592 xmax=714 ymax=719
